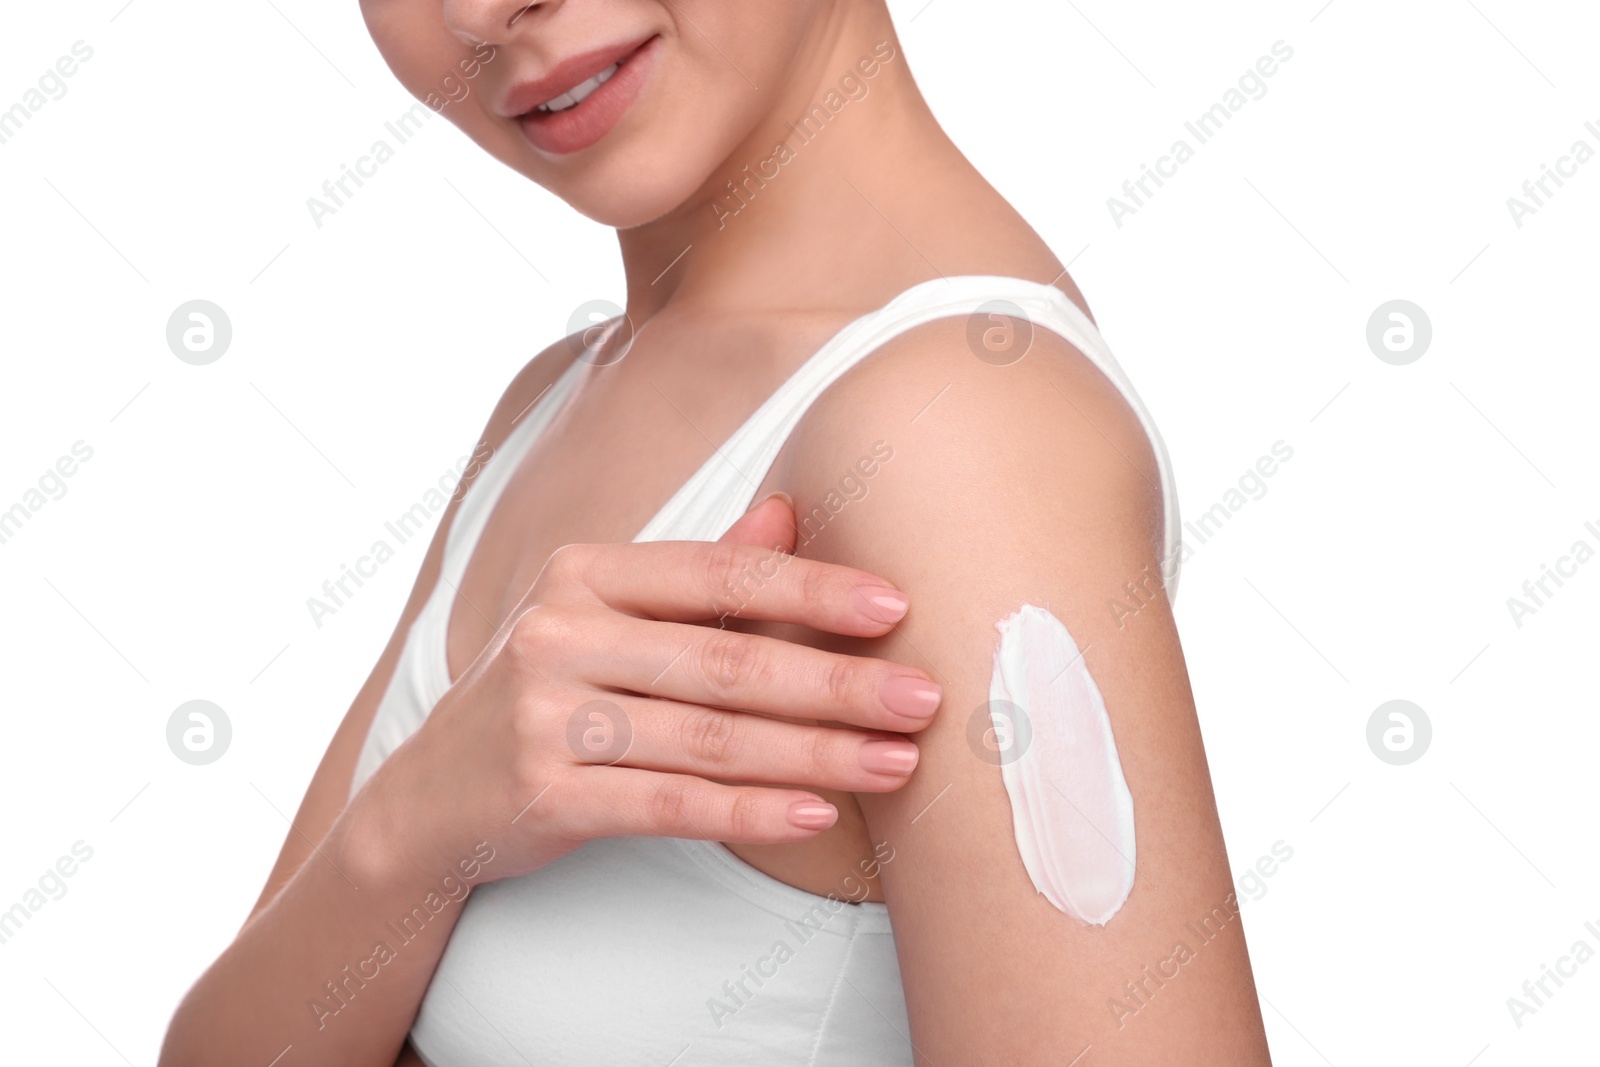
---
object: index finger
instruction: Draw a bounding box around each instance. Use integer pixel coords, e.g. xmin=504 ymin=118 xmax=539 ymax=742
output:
xmin=565 ymin=540 xmax=909 ymax=637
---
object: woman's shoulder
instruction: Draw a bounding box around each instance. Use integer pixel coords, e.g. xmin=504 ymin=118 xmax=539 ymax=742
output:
xmin=770 ymin=269 xmax=1169 ymax=573
xmin=470 ymin=329 xmax=588 ymax=470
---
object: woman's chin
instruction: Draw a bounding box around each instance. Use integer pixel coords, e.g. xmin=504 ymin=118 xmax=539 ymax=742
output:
xmin=533 ymin=162 xmax=719 ymax=232
xmin=563 ymin=187 xmax=697 ymax=231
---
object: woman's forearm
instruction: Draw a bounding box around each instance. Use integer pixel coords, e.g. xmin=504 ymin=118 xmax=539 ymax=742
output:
xmin=158 ymin=800 xmax=476 ymax=1067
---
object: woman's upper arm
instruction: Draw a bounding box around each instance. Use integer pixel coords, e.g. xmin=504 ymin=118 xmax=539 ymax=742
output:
xmin=777 ymin=320 xmax=1271 ymax=1065
xmin=242 ymin=345 xmax=571 ymax=926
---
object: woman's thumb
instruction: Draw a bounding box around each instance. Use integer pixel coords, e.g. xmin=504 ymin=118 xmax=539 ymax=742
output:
xmin=718 ymin=490 xmax=798 ymax=552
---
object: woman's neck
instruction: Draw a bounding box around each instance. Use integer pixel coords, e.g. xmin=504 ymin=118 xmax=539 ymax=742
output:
xmin=614 ymin=2 xmax=984 ymax=323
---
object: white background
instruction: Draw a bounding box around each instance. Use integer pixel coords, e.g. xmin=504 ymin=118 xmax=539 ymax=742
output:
xmin=2 ymin=0 xmax=1596 ymax=1063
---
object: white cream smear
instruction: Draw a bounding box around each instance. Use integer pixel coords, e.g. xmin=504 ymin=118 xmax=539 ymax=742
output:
xmin=988 ymin=603 xmax=1136 ymax=925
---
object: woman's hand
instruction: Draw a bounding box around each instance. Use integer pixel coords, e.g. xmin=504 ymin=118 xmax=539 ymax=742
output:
xmin=351 ymin=491 xmax=943 ymax=886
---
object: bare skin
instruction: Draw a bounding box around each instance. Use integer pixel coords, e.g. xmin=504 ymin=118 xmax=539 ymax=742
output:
xmin=161 ymin=0 xmax=1272 ymax=1064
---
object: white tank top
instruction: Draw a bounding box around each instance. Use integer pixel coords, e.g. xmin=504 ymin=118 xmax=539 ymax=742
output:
xmin=350 ymin=275 xmax=1182 ymax=1066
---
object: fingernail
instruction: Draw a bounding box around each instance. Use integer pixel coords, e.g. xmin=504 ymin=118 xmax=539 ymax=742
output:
xmin=747 ymin=490 xmax=792 ymax=513
xmin=854 ymin=585 xmax=909 ymax=623
xmin=787 ymin=800 xmax=838 ymax=830
xmin=880 ymin=675 xmax=942 ymax=719
xmin=858 ymin=739 xmax=920 ymax=776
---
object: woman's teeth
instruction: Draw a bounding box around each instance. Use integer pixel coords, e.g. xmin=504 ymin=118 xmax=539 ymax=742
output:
xmin=535 ymin=63 xmax=619 ymax=114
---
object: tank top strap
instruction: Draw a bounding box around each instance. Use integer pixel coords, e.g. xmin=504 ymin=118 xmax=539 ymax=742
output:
xmin=632 ymin=274 xmax=1183 ymax=601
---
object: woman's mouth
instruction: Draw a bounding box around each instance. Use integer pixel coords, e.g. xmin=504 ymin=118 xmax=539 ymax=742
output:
xmin=531 ymin=62 xmax=619 ymax=113
xmin=508 ymin=35 xmax=660 ymax=156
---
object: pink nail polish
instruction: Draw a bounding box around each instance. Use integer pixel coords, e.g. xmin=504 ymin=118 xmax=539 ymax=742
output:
xmin=859 ymin=739 xmax=920 ymax=775
xmin=880 ymin=675 xmax=942 ymax=719
xmin=788 ymin=801 xmax=838 ymax=830
xmin=856 ymin=586 xmax=908 ymax=623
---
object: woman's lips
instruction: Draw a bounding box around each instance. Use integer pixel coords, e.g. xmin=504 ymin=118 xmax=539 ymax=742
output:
xmin=515 ymin=36 xmax=660 ymax=156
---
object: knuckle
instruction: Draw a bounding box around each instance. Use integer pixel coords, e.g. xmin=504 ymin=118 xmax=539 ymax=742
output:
xmin=799 ymin=727 xmax=837 ymax=782
xmin=695 ymin=632 xmax=768 ymax=702
xmin=512 ymin=686 xmax=571 ymax=748
xmin=510 ymin=696 xmax=549 ymax=747
xmin=683 ymin=709 xmax=741 ymax=767
xmin=820 ymin=655 xmax=860 ymax=710
xmin=507 ymin=606 xmax=572 ymax=662
xmin=724 ymin=789 xmax=766 ymax=840
xmin=699 ymin=542 xmax=750 ymax=610
xmin=510 ymin=748 xmax=549 ymax=796
xmin=646 ymin=777 xmax=695 ymax=830
xmin=542 ymin=542 xmax=592 ymax=588
xmin=797 ymin=563 xmax=836 ymax=612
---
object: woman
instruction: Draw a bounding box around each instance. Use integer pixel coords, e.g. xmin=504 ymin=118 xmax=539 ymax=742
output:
xmin=161 ymin=1 xmax=1272 ymax=1064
